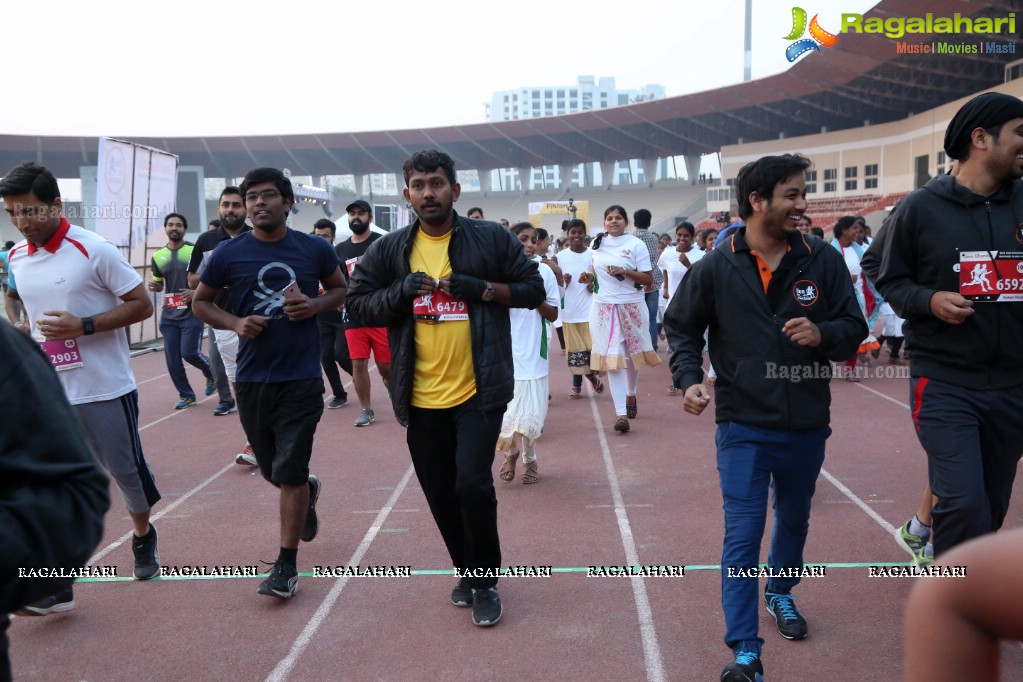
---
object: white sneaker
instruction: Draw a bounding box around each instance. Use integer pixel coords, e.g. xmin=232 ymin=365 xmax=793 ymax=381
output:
xmin=235 ymin=443 xmax=257 ymax=466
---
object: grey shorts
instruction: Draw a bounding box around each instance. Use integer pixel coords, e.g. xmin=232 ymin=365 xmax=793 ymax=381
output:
xmin=73 ymin=391 xmax=160 ymax=515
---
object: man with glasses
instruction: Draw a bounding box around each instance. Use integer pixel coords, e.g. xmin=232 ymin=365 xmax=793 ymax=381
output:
xmin=193 ymin=168 xmax=346 ymax=600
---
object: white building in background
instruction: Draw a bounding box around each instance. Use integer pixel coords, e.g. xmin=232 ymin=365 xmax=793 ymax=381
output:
xmin=486 ymin=76 xmax=669 ymax=191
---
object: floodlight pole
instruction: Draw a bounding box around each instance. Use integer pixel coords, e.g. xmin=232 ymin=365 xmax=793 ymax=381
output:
xmin=744 ymin=0 xmax=752 ymax=81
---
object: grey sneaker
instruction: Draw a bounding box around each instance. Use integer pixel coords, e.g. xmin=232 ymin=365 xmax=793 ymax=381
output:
xmin=354 ymin=408 xmax=375 ymax=427
xmin=327 ymin=395 xmax=348 ymax=409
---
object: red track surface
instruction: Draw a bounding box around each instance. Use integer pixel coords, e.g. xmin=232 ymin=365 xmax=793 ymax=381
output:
xmin=9 ymin=346 xmax=1023 ymax=681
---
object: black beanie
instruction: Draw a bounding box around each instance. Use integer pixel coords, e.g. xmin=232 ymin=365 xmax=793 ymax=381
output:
xmin=943 ymin=92 xmax=1023 ymax=160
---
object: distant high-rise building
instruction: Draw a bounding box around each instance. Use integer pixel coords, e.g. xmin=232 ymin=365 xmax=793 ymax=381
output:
xmin=486 ymin=76 xmax=668 ymax=190
xmin=487 ymin=76 xmax=665 ymax=122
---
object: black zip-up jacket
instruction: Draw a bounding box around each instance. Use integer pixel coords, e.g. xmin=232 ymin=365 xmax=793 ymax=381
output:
xmin=664 ymin=227 xmax=866 ymax=430
xmin=867 ymin=175 xmax=1023 ymax=390
xmin=345 ymin=213 xmax=545 ymax=426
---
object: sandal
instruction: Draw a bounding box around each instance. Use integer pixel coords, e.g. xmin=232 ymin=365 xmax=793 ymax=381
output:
xmin=521 ymin=461 xmax=539 ymax=484
xmin=499 ymin=450 xmax=519 ymax=482
xmin=613 ymin=416 xmax=630 ymax=433
xmin=586 ymin=373 xmax=604 ymax=394
xmin=667 ymin=385 xmax=679 ymax=395
xmin=568 ymin=387 xmax=581 ymax=400
xmin=626 ymin=396 xmax=637 ymax=419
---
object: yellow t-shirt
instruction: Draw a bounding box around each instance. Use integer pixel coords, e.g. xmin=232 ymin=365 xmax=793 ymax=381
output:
xmin=410 ymin=229 xmax=476 ymax=408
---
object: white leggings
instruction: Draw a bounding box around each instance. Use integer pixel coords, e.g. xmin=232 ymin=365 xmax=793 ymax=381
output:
xmin=606 ymin=342 xmax=639 ymax=416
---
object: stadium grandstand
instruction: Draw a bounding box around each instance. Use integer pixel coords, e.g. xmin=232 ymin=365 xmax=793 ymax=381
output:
xmin=1 ymin=0 xmax=1021 ymax=241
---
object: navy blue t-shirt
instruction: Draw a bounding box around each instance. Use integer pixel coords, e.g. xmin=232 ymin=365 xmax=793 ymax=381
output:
xmin=201 ymin=229 xmax=342 ymax=383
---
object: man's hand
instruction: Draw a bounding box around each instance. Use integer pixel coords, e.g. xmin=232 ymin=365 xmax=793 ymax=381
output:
xmin=578 ymin=272 xmax=595 ymax=285
xmin=282 ymin=294 xmax=315 ymax=321
xmin=683 ymin=384 xmax=712 ymax=415
xmin=147 ymin=280 xmax=164 ymax=292
xmin=441 ymin=274 xmax=486 ymax=301
xmin=37 ymin=311 xmax=85 ymax=340
xmin=234 ymin=315 xmax=269 ymax=339
xmin=402 ymin=272 xmax=434 ymax=300
xmin=782 ymin=317 xmax=822 ymax=347
xmin=562 ymin=272 xmax=572 ymax=287
xmin=179 ymin=288 xmax=194 ymax=304
xmin=930 ymin=291 xmax=974 ymax=325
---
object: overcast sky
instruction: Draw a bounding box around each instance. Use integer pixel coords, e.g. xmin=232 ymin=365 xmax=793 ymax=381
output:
xmin=3 ymin=0 xmax=880 ymax=137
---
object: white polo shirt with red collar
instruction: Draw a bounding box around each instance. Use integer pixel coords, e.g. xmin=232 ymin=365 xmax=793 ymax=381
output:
xmin=8 ymin=218 xmax=142 ymax=404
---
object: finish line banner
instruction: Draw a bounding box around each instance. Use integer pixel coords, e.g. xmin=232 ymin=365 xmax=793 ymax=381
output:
xmin=528 ymin=200 xmax=590 ymax=234
xmin=95 ymin=137 xmax=178 ymax=254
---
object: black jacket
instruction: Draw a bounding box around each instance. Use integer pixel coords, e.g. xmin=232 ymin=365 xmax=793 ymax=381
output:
xmin=0 ymin=321 xmax=110 ymax=613
xmin=866 ymin=175 xmax=1023 ymax=390
xmin=664 ymin=227 xmax=866 ymax=430
xmin=345 ymin=213 xmax=545 ymax=426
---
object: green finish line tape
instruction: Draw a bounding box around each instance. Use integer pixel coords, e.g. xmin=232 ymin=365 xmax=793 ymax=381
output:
xmin=69 ymin=562 xmax=912 ymax=583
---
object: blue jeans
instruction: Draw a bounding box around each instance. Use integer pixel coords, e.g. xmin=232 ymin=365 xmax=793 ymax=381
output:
xmin=716 ymin=421 xmax=829 ymax=653
xmin=161 ymin=315 xmax=213 ymax=400
xmin=644 ymin=290 xmax=659 ymax=351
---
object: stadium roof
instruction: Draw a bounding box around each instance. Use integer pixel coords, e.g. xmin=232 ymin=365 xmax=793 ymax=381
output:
xmin=1 ymin=0 xmax=1019 ymax=179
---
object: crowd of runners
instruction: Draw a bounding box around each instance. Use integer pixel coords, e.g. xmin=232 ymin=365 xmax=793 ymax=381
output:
xmin=2 ymin=91 xmax=1023 ymax=682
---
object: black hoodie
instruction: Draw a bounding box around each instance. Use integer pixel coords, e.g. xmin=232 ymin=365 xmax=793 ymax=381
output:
xmin=664 ymin=227 xmax=866 ymax=431
xmin=868 ymin=174 xmax=1023 ymax=390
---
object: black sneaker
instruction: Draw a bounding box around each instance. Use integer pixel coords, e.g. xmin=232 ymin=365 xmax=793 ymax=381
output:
xmin=451 ymin=577 xmax=473 ymax=607
xmin=765 ymin=589 xmax=808 ymax=640
xmin=721 ymin=650 xmax=763 ymax=682
xmin=301 ymin=475 xmax=320 ymax=542
xmin=327 ymin=395 xmax=348 ymax=409
xmin=16 ymin=587 xmax=75 ymax=616
xmin=132 ymin=524 xmax=160 ymax=580
xmin=213 ymin=400 xmax=237 ymax=416
xmin=258 ymin=560 xmax=298 ymax=599
xmin=471 ymin=587 xmax=502 ymax=626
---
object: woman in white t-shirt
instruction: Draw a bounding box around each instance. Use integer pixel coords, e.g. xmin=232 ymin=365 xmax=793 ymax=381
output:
xmin=497 ymin=223 xmax=561 ymax=484
xmin=580 ymin=205 xmax=661 ymax=433
xmin=657 ymin=221 xmax=705 ymax=394
xmin=558 ymin=219 xmax=604 ymax=399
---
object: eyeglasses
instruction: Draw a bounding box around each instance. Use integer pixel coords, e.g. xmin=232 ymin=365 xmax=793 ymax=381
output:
xmin=244 ymin=190 xmax=281 ymax=202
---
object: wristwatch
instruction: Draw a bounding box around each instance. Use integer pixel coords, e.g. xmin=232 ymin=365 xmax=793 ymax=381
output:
xmin=481 ymin=281 xmax=495 ymax=302
xmin=81 ymin=316 xmax=95 ymax=336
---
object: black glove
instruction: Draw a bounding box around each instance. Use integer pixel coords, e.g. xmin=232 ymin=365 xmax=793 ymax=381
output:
xmin=447 ymin=274 xmax=487 ymax=301
xmin=402 ymin=272 xmax=429 ymax=301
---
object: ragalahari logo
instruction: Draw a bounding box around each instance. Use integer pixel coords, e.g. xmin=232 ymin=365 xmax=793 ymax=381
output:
xmin=784 ymin=7 xmax=839 ymax=62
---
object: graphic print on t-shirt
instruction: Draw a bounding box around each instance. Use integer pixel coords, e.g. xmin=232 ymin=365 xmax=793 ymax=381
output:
xmin=252 ymin=262 xmax=298 ymax=318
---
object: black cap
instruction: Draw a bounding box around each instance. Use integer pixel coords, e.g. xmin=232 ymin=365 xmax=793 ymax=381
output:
xmin=345 ymin=199 xmax=372 ymax=214
xmin=944 ymin=92 xmax=1023 ymax=160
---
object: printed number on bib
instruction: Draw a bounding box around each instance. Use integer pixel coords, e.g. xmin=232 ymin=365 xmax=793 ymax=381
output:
xmin=165 ymin=293 xmax=188 ymax=309
xmin=960 ymin=251 xmax=1023 ymax=302
xmin=40 ymin=339 xmax=84 ymax=372
xmin=413 ymin=289 xmax=468 ymax=323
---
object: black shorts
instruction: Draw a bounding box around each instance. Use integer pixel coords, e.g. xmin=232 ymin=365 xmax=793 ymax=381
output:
xmin=236 ymin=378 xmax=324 ymax=486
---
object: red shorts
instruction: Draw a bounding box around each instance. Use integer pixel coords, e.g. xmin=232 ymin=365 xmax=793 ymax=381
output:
xmin=345 ymin=326 xmax=391 ymax=363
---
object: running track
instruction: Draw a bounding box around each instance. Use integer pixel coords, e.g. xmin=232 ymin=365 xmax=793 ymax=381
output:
xmin=9 ymin=345 xmax=1023 ymax=681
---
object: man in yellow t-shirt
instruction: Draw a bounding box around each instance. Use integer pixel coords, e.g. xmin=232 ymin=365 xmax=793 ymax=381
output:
xmin=346 ymin=149 xmax=544 ymax=628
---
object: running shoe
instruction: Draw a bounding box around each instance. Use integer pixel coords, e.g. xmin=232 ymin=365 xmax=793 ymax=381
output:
xmin=235 ymin=443 xmax=257 ymax=466
xmin=175 ymin=397 xmax=196 ymax=409
xmin=471 ymin=587 xmax=502 ymax=626
xmin=301 ymin=475 xmax=320 ymax=542
xmin=327 ymin=395 xmax=348 ymax=409
xmin=213 ymin=400 xmax=237 ymax=416
xmin=765 ymin=590 xmax=807 ymax=640
xmin=258 ymin=560 xmax=298 ymax=599
xmin=451 ymin=577 xmax=473 ymax=607
xmin=895 ymin=519 xmax=932 ymax=566
xmin=132 ymin=524 xmax=160 ymax=580
xmin=354 ymin=408 xmax=375 ymax=427
xmin=721 ymin=650 xmax=764 ymax=682
xmin=204 ymin=377 xmax=216 ymax=396
xmin=16 ymin=588 xmax=75 ymax=616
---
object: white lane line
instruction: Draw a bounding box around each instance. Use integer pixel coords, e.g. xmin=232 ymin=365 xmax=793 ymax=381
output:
xmin=266 ymin=464 xmax=416 ymax=682
xmin=88 ymin=462 xmax=235 ymax=564
xmin=136 ymin=372 xmax=170 ymax=386
xmin=587 ymin=396 xmax=666 ymax=682
xmin=819 ymin=382 xmax=911 ymax=537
